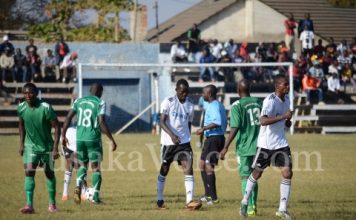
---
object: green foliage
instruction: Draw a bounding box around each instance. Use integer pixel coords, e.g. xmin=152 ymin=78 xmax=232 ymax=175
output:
xmin=328 ymin=0 xmax=356 ymax=7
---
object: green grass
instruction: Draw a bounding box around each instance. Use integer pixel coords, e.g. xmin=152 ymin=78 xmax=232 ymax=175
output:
xmin=0 ymin=134 xmax=356 ymax=219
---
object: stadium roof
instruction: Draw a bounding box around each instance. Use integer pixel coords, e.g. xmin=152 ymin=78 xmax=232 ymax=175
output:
xmin=146 ymin=0 xmax=356 ymax=43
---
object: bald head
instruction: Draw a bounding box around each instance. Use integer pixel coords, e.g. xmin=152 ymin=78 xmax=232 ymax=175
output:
xmin=202 ymin=84 xmax=217 ymax=102
xmin=90 ymin=83 xmax=103 ymax=98
xmin=238 ymin=79 xmax=250 ymax=97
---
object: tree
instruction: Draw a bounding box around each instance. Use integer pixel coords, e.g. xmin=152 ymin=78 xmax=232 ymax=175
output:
xmin=328 ymin=0 xmax=356 ymax=7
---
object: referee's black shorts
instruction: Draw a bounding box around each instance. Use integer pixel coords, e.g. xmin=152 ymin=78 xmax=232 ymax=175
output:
xmin=201 ymin=135 xmax=225 ymax=165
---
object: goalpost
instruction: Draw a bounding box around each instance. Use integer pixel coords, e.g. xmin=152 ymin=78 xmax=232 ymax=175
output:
xmin=77 ymin=62 xmax=295 ymax=134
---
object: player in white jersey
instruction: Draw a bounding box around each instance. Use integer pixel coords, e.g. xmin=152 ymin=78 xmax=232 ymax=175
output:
xmin=156 ymin=79 xmax=201 ymax=210
xmin=240 ymin=74 xmax=293 ymax=220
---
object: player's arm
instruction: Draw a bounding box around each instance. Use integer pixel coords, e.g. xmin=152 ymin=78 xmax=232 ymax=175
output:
xmin=160 ymin=113 xmax=180 ymax=145
xmin=220 ymin=127 xmax=238 ymax=160
xmin=98 ymin=115 xmax=117 ymax=151
xmin=18 ymin=118 xmax=25 ymax=156
xmin=196 ymin=104 xmax=221 ymax=135
xmin=51 ymin=117 xmax=61 ymax=160
xmin=260 ymin=111 xmax=292 ymax=126
xmin=61 ymin=110 xmax=76 ymax=148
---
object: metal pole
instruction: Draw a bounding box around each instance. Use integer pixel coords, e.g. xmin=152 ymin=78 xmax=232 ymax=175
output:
xmin=289 ymin=63 xmax=294 ymax=135
xmin=133 ymin=0 xmax=138 ymax=42
xmin=154 ymin=1 xmax=159 ymax=41
xmin=78 ymin=63 xmax=83 ymax=98
xmin=153 ymin=73 xmax=160 ymax=135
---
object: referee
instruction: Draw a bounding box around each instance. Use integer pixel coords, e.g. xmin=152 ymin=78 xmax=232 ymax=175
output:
xmin=196 ymin=84 xmax=227 ymax=205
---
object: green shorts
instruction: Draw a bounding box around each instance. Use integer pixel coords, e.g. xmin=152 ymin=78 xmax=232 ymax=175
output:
xmin=23 ymin=148 xmax=54 ymax=170
xmin=237 ymin=155 xmax=254 ymax=177
xmin=77 ymin=140 xmax=103 ymax=163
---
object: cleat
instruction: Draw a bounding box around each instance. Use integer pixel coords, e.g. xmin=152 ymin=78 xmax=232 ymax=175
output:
xmin=240 ymin=202 xmax=248 ymax=218
xmin=74 ymin=186 xmax=81 ymax=204
xmin=276 ymin=210 xmax=292 ymax=220
xmin=91 ymin=199 xmax=104 ymax=205
xmin=247 ymin=205 xmax=257 ymax=217
xmin=157 ymin=200 xmax=168 ymax=210
xmin=19 ymin=205 xmax=35 ymax=214
xmin=184 ymin=200 xmax=202 ymax=211
xmin=207 ymin=199 xmax=220 ymax=206
xmin=62 ymin=195 xmax=69 ymax=201
xmin=200 ymin=195 xmax=210 ymax=203
xmin=48 ymin=204 xmax=57 ymax=213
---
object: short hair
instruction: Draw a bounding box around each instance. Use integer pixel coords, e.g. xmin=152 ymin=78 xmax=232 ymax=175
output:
xmin=176 ymin=79 xmax=189 ymax=88
xmin=23 ymin=83 xmax=38 ymax=95
xmin=205 ymin=84 xmax=217 ymax=98
xmin=274 ymin=74 xmax=287 ymax=85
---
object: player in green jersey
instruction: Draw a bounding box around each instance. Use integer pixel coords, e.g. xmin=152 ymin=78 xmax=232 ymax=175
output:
xmin=220 ymin=79 xmax=262 ymax=217
xmin=18 ymin=83 xmax=60 ymax=214
xmin=61 ymin=83 xmax=117 ymax=204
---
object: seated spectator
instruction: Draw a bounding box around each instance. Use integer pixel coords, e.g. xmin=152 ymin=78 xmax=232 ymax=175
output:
xmin=302 ymin=72 xmax=324 ymax=105
xmin=337 ymin=50 xmax=352 ymax=66
xmin=336 ymin=39 xmax=349 ymax=56
xmin=255 ymin=42 xmax=267 ymax=61
xmin=266 ymin=43 xmax=278 ymax=62
xmin=43 ymin=49 xmax=59 ymax=82
xmin=170 ymin=41 xmax=188 ymax=63
xmin=25 ymin=39 xmax=38 ymax=55
xmin=341 ymin=63 xmax=356 ymax=87
xmin=27 ymin=48 xmax=42 ymax=82
xmin=314 ymin=39 xmax=325 ymax=56
xmin=0 ymin=47 xmax=15 ymax=83
xmin=309 ymin=56 xmax=324 ymax=80
xmin=217 ymin=50 xmax=233 ymax=82
xmin=14 ymin=48 xmax=27 ymax=82
xmin=327 ymin=72 xmax=343 ymax=103
xmin=55 ymin=36 xmax=70 ymax=64
xmin=278 ymin=41 xmax=289 ymax=55
xmin=0 ymin=35 xmax=14 ymax=55
xmin=199 ymin=47 xmax=216 ymax=82
xmin=328 ymin=59 xmax=340 ymax=76
xmin=239 ymin=42 xmax=249 ymax=61
xmin=210 ymin=39 xmax=223 ymax=60
xmin=0 ymin=76 xmax=11 ymax=106
xmin=224 ymin=39 xmax=237 ymax=58
xmin=60 ymin=51 xmax=78 ymax=83
xmin=299 ymin=26 xmax=314 ymax=57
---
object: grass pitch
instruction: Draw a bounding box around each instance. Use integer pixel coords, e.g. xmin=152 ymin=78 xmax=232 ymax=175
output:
xmin=0 ymin=134 xmax=356 ymax=220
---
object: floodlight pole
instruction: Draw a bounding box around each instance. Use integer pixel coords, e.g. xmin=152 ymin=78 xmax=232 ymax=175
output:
xmin=153 ymin=72 xmax=160 ymax=135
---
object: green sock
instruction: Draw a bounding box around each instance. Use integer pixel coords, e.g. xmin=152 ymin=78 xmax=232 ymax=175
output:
xmin=92 ymin=172 xmax=102 ymax=202
xmin=251 ymin=182 xmax=258 ymax=207
xmin=76 ymin=167 xmax=87 ymax=188
xmin=46 ymin=177 xmax=56 ymax=205
xmin=25 ymin=176 xmax=35 ymax=206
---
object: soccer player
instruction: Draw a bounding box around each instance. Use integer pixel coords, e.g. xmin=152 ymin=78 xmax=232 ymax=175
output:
xmin=220 ymin=79 xmax=262 ymax=216
xmin=18 ymin=83 xmax=60 ymax=214
xmin=239 ymin=74 xmax=293 ymax=219
xmin=196 ymin=85 xmax=227 ymax=205
xmin=156 ymin=79 xmax=200 ymax=210
xmin=61 ymin=83 xmax=117 ymax=204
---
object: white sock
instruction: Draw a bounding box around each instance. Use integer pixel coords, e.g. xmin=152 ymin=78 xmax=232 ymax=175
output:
xmin=184 ymin=175 xmax=194 ymax=204
xmin=157 ymin=174 xmax=166 ymax=201
xmin=242 ymin=175 xmax=257 ymax=204
xmin=279 ymin=179 xmax=291 ymax=212
xmin=63 ymin=171 xmax=72 ymax=196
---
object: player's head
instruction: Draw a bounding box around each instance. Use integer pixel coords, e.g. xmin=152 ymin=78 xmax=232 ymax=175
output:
xmin=23 ymin=83 xmax=38 ymax=105
xmin=90 ymin=83 xmax=103 ymax=98
xmin=237 ymin=79 xmax=251 ymax=97
xmin=202 ymin=84 xmax=217 ymax=101
xmin=175 ymin=79 xmax=189 ymax=102
xmin=274 ymin=74 xmax=289 ymax=95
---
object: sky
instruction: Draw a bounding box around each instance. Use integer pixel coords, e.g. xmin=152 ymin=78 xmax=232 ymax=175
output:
xmin=120 ymin=0 xmax=201 ymax=30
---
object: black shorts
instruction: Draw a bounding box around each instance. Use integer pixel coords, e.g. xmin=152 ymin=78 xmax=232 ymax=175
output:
xmin=201 ymin=135 xmax=225 ymax=165
xmin=252 ymin=146 xmax=292 ymax=170
xmin=161 ymin=143 xmax=192 ymax=165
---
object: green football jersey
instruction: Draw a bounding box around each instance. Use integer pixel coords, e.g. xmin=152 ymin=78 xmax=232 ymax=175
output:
xmin=17 ymin=99 xmax=56 ymax=153
xmin=72 ymin=95 xmax=106 ymax=141
xmin=230 ymin=96 xmax=262 ymax=156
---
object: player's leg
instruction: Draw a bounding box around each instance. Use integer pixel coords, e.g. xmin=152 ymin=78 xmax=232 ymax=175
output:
xmin=88 ymin=141 xmax=103 ymax=203
xmin=20 ymin=162 xmax=37 ymax=214
xmin=156 ymin=145 xmax=172 ymax=209
xmin=62 ymin=148 xmax=74 ymax=201
xmin=239 ymin=156 xmax=258 ymax=216
xmin=179 ymin=144 xmax=195 ymax=205
xmin=75 ymin=141 xmax=89 ymax=204
xmin=199 ymin=139 xmax=209 ymax=201
xmin=43 ymin=153 xmax=57 ymax=213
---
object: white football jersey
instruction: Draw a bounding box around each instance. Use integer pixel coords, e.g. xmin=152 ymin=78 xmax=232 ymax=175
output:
xmin=257 ymin=93 xmax=290 ymax=150
xmin=160 ymin=95 xmax=194 ymax=146
xmin=65 ymin=127 xmax=77 ymax=152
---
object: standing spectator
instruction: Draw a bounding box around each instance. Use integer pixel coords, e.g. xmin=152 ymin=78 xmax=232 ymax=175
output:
xmin=210 ymin=39 xmax=223 ymax=60
xmin=255 ymin=42 xmax=267 ymax=61
xmin=25 ymin=39 xmax=37 ymax=55
xmin=284 ymin=13 xmax=297 ymax=55
xmin=187 ymin=24 xmax=201 ymax=63
xmin=302 ymin=72 xmax=324 ymax=105
xmin=27 ymin=48 xmax=42 ymax=82
xmin=14 ymin=48 xmax=27 ymax=82
xmin=170 ymin=41 xmax=188 ymax=63
xmin=0 ymin=47 xmax=15 ymax=83
xmin=314 ymin=39 xmax=325 ymax=56
xmin=43 ymin=49 xmax=59 ymax=82
xmin=60 ymin=52 xmax=78 ymax=83
xmin=224 ymin=39 xmax=237 ymax=58
xmin=327 ymin=72 xmax=343 ymax=103
xmin=0 ymin=77 xmax=11 ymax=106
xmin=239 ymin=42 xmax=249 ymax=61
xmin=0 ymin=35 xmax=14 ymax=55
xmin=298 ymin=13 xmax=314 ymax=37
xmin=199 ymin=47 xmax=216 ymax=82
xmin=55 ymin=36 xmax=70 ymax=65
xmin=299 ymin=26 xmax=314 ymax=57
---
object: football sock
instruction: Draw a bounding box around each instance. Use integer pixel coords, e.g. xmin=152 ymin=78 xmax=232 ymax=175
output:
xmin=46 ymin=177 xmax=56 ymax=205
xmin=63 ymin=171 xmax=72 ymax=196
xmin=92 ymin=172 xmax=102 ymax=202
xmin=206 ymin=173 xmax=217 ymax=201
xmin=279 ymin=179 xmax=291 ymax=212
xmin=184 ymin=175 xmax=194 ymax=203
xmin=242 ymin=175 xmax=256 ymax=204
xmin=251 ymin=181 xmax=258 ymax=207
xmin=24 ymin=176 xmax=35 ymax=206
xmin=201 ymin=171 xmax=209 ymax=197
xmin=156 ymin=174 xmax=166 ymax=201
xmin=76 ymin=166 xmax=87 ymax=188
